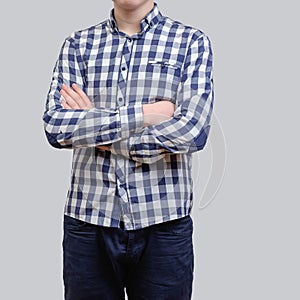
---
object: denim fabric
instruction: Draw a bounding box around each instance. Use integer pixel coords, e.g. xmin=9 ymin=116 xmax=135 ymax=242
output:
xmin=63 ymin=215 xmax=194 ymax=300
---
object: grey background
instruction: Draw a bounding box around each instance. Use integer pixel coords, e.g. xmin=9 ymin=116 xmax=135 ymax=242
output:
xmin=0 ymin=0 xmax=299 ymax=299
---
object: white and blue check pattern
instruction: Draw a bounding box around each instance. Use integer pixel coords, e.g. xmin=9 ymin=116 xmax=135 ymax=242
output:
xmin=43 ymin=4 xmax=214 ymax=230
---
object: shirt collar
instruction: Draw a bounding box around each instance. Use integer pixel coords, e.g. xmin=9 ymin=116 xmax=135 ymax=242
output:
xmin=107 ymin=3 xmax=163 ymax=35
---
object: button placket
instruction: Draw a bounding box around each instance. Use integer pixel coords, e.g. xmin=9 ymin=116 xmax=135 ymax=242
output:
xmin=115 ymin=37 xmax=136 ymax=229
xmin=116 ymin=38 xmax=133 ymax=108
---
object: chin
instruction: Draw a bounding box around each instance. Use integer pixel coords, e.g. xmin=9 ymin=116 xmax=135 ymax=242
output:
xmin=114 ymin=0 xmax=153 ymax=11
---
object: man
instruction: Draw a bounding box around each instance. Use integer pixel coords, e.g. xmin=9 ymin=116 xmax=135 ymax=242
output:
xmin=43 ymin=0 xmax=213 ymax=299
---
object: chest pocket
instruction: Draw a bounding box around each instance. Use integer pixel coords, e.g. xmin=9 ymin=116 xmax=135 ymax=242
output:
xmin=128 ymin=60 xmax=182 ymax=104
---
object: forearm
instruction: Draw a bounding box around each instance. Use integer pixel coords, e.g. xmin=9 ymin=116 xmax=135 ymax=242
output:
xmin=110 ymin=93 xmax=212 ymax=163
xmin=43 ymin=35 xmax=144 ymax=149
xmin=44 ymin=78 xmax=144 ymax=149
xmin=110 ymin=135 xmax=168 ymax=164
xmin=43 ymin=103 xmax=143 ymax=149
xmin=119 ymin=33 xmax=214 ymax=161
xmin=110 ymin=82 xmax=213 ymax=163
xmin=107 ymin=100 xmax=175 ymax=162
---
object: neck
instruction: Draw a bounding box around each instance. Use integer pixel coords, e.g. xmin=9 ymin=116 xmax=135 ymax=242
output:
xmin=113 ymin=1 xmax=154 ymax=36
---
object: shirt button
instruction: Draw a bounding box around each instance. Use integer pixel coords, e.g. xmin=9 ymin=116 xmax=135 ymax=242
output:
xmin=118 ymin=97 xmax=124 ymax=104
xmin=121 ymin=66 xmax=126 ymax=71
xmin=127 ymin=38 xmax=132 ymax=43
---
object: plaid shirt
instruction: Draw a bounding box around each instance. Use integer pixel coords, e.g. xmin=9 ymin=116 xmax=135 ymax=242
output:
xmin=43 ymin=4 xmax=214 ymax=230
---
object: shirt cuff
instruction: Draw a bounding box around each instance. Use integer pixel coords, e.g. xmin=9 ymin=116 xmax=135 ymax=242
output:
xmin=119 ymin=103 xmax=143 ymax=139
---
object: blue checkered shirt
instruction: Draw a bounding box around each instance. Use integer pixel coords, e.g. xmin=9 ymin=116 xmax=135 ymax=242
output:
xmin=43 ymin=4 xmax=214 ymax=230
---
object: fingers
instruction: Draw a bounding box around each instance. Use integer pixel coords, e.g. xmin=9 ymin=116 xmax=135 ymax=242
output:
xmin=72 ymin=83 xmax=93 ymax=108
xmin=60 ymin=84 xmax=93 ymax=109
xmin=60 ymin=87 xmax=81 ymax=109
xmin=61 ymin=100 xmax=72 ymax=109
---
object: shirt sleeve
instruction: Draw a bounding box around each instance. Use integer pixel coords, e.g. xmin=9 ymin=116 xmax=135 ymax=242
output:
xmin=43 ymin=35 xmax=143 ymax=149
xmin=111 ymin=34 xmax=214 ymax=164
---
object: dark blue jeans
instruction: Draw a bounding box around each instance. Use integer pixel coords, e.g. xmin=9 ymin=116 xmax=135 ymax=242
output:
xmin=63 ymin=215 xmax=194 ymax=300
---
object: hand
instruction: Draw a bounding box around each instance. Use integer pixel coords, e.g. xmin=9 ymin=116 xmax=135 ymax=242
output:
xmin=143 ymin=100 xmax=176 ymax=126
xmin=60 ymin=83 xmax=94 ymax=109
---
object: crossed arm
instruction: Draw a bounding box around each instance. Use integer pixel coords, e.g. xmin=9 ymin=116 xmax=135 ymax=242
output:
xmin=60 ymin=83 xmax=176 ymax=151
xmin=44 ymin=33 xmax=213 ymax=163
